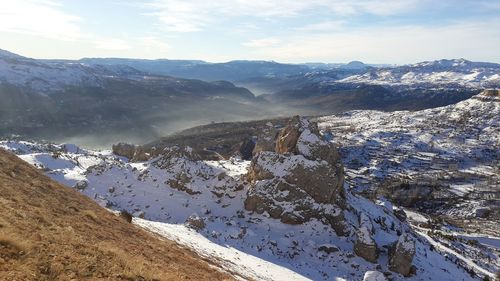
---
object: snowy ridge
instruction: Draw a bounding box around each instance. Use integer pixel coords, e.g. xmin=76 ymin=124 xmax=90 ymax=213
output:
xmin=0 ymin=52 xmax=103 ymax=93
xmin=302 ymin=59 xmax=500 ymax=92
xmin=0 ymin=49 xmax=146 ymax=93
xmin=336 ymin=59 xmax=500 ymax=89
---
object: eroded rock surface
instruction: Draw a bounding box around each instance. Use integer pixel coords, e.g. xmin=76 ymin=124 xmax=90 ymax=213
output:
xmin=389 ymin=233 xmax=416 ymax=276
xmin=245 ymin=116 xmax=347 ymax=235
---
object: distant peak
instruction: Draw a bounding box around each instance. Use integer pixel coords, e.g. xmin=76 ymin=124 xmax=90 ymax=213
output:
xmin=340 ymin=60 xmax=367 ymax=70
xmin=0 ymin=49 xmax=25 ymax=59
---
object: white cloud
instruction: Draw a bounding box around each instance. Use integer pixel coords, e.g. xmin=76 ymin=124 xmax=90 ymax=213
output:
xmin=242 ymin=38 xmax=281 ymax=48
xmin=0 ymin=0 xmax=85 ymax=40
xmin=296 ymin=20 xmax=345 ymax=32
xmin=241 ymin=19 xmax=500 ymax=63
xmin=142 ymin=0 xmax=422 ymax=32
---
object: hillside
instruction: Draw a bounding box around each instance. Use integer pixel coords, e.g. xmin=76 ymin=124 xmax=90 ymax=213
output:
xmin=0 ymin=149 xmax=232 ymax=280
xmin=0 ymin=49 xmax=285 ymax=148
xmin=2 ymin=102 xmax=496 ymax=279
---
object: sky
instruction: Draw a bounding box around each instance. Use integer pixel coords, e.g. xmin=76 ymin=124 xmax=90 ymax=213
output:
xmin=0 ymin=0 xmax=499 ymax=64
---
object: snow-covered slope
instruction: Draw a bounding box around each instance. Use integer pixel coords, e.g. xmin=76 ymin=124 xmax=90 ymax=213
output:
xmin=3 ymin=93 xmax=498 ymax=280
xmin=308 ymin=59 xmax=500 ymax=92
xmin=0 ymin=50 xmax=105 ymax=93
xmin=317 ymin=90 xmax=499 ymax=216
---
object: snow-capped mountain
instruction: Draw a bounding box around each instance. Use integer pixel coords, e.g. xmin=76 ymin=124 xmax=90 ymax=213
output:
xmin=324 ymin=59 xmax=500 ymax=90
xmin=2 ymin=91 xmax=498 ymax=280
xmin=0 ymin=49 xmax=105 ymax=93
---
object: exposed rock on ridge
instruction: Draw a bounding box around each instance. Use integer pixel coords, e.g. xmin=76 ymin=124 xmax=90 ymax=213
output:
xmin=245 ymin=116 xmax=347 ymax=235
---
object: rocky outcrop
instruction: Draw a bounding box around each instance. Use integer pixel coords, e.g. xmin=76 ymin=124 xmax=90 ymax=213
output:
xmin=185 ymin=214 xmax=205 ymax=231
xmin=167 ymin=172 xmax=199 ymax=195
xmin=389 ymin=233 xmax=416 ymax=276
xmin=245 ymin=116 xmax=347 ymax=235
xmin=112 ymin=142 xmax=150 ymax=161
xmin=112 ymin=142 xmax=136 ymax=159
xmin=354 ymin=213 xmax=378 ymax=263
xmin=482 ymin=89 xmax=500 ymax=97
xmin=247 ymin=152 xmax=344 ymax=204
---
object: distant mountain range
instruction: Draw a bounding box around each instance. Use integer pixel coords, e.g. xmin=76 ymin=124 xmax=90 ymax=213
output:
xmin=1 ymin=49 xmax=499 ymax=148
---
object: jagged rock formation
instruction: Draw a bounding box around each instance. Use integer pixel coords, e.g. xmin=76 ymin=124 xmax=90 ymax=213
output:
xmin=389 ymin=233 xmax=416 ymax=276
xmin=245 ymin=116 xmax=347 ymax=235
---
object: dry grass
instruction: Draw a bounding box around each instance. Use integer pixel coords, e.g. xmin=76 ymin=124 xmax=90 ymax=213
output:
xmin=0 ymin=149 xmax=233 ymax=281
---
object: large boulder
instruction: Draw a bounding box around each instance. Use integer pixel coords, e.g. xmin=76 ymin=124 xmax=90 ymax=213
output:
xmin=363 ymin=271 xmax=387 ymax=281
xmin=112 ymin=143 xmax=136 ymax=159
xmin=354 ymin=213 xmax=378 ymax=263
xmin=245 ymin=116 xmax=347 ymax=236
xmin=389 ymin=233 xmax=416 ymax=276
xmin=112 ymin=143 xmax=151 ymax=162
xmin=482 ymin=89 xmax=500 ymax=97
xmin=252 ymin=136 xmax=276 ymax=156
xmin=185 ymin=214 xmax=205 ymax=231
xmin=247 ymin=152 xmax=344 ymax=205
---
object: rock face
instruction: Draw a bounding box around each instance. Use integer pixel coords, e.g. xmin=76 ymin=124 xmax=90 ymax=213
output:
xmin=245 ymin=116 xmax=347 ymax=235
xmin=354 ymin=213 xmax=378 ymax=263
xmin=389 ymin=233 xmax=416 ymax=276
xmin=275 ymin=116 xmax=302 ymax=154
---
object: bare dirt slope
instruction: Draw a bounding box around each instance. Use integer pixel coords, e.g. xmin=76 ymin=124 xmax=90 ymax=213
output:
xmin=0 ymin=149 xmax=233 ymax=281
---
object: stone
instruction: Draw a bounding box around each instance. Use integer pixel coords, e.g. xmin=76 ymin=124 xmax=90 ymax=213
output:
xmin=119 ymin=210 xmax=132 ymax=223
xmin=245 ymin=116 xmax=347 ymax=236
xmin=73 ymin=180 xmax=88 ymax=190
xmin=363 ymin=271 xmax=387 ymax=281
xmin=247 ymin=152 xmax=344 ymax=204
xmin=166 ymin=173 xmax=200 ymax=195
xmin=482 ymin=89 xmax=500 ymax=97
xmin=185 ymin=214 xmax=205 ymax=231
xmin=354 ymin=229 xmax=378 ymax=263
xmin=354 ymin=214 xmax=378 ymax=263
xmin=239 ymin=138 xmax=256 ymax=160
xmin=275 ymin=116 xmax=301 ymax=154
xmin=389 ymin=233 xmax=416 ymax=276
xmin=112 ymin=143 xmax=136 ymax=160
xmin=393 ymin=208 xmax=407 ymax=222
xmin=318 ymin=244 xmax=339 ymax=254
xmin=475 ymin=207 xmax=491 ymax=218
xmin=252 ymin=137 xmax=276 ymax=156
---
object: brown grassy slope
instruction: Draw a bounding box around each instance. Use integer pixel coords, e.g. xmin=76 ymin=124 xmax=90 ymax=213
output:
xmin=0 ymin=149 xmax=233 ymax=281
